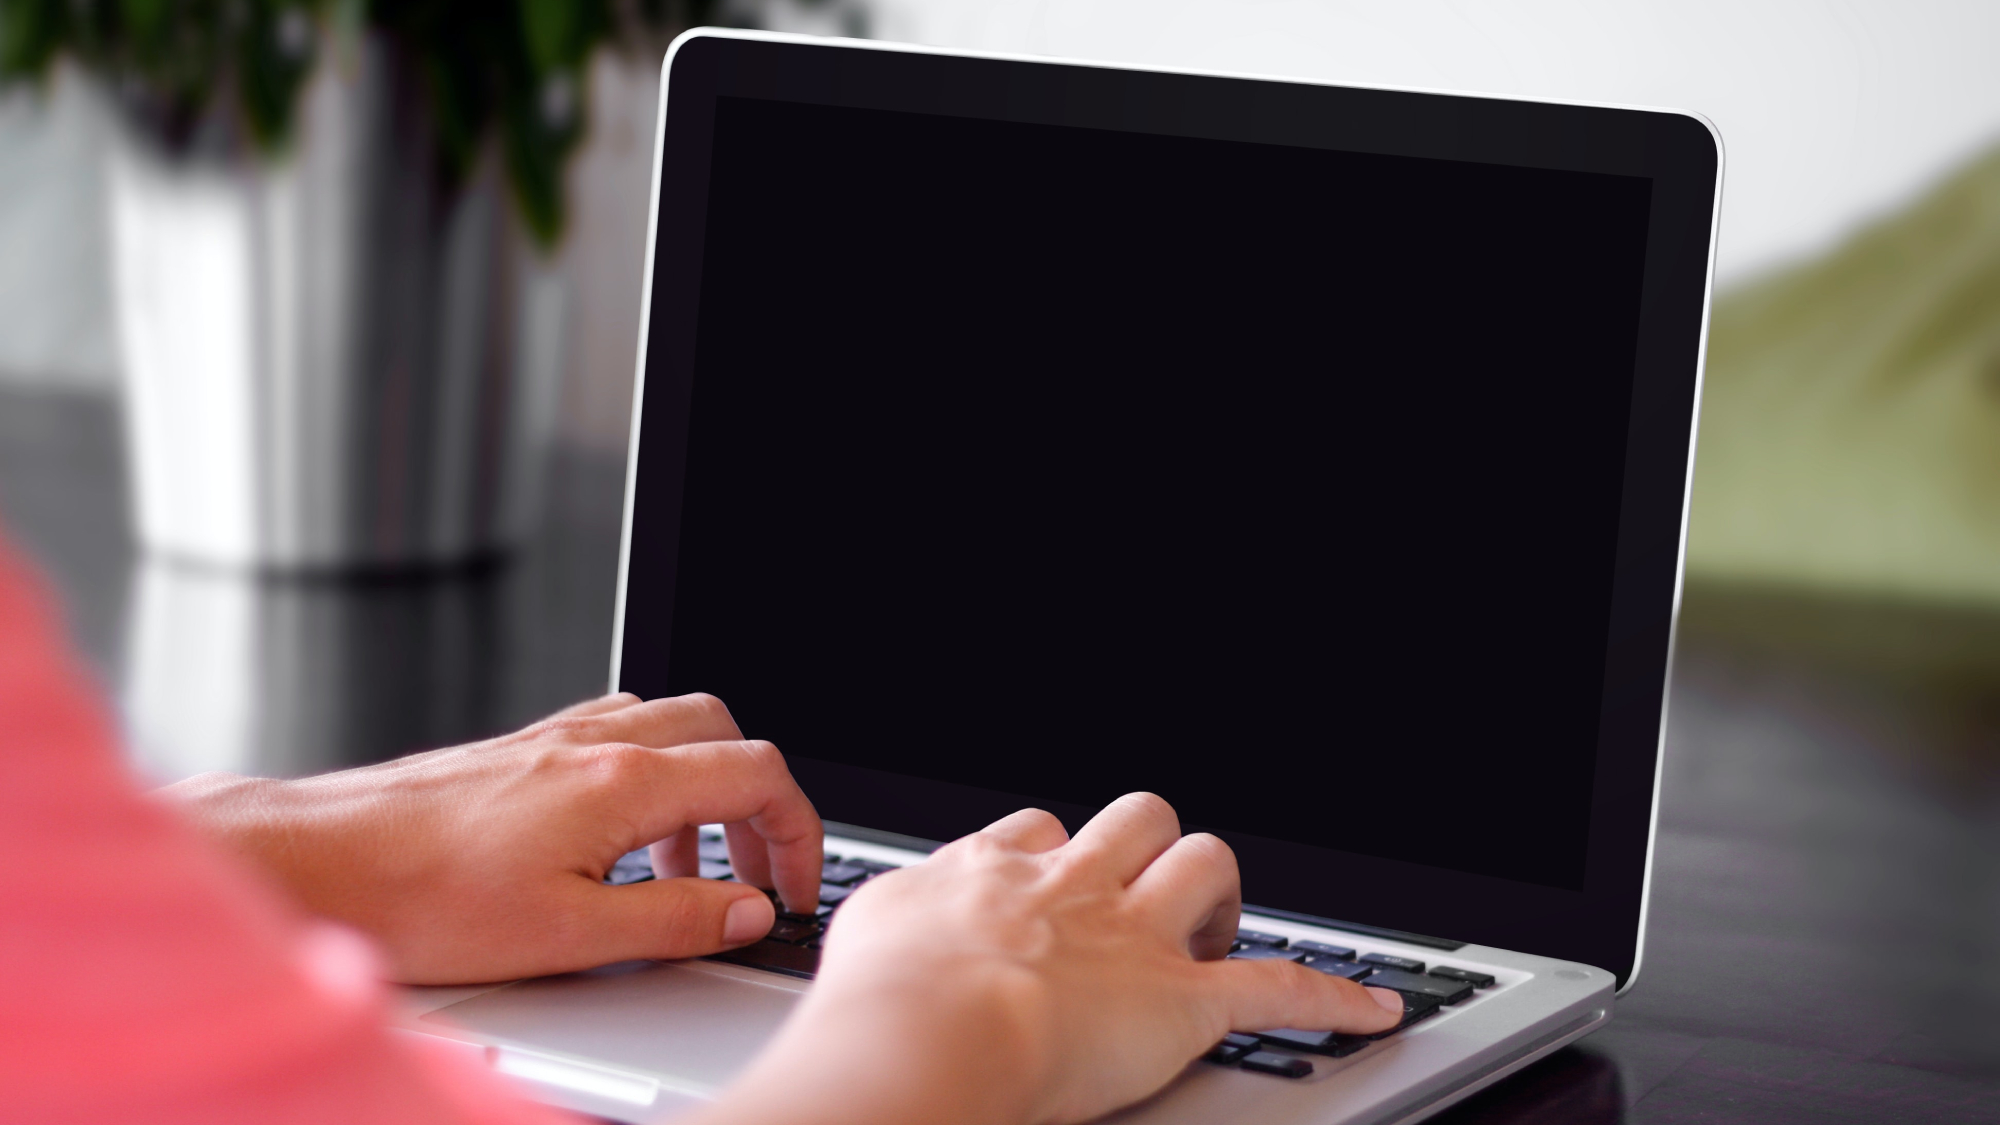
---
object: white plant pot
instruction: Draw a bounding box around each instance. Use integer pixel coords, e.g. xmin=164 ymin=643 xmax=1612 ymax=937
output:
xmin=106 ymin=35 xmax=565 ymax=571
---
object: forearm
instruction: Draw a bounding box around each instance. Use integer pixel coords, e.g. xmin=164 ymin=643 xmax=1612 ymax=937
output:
xmin=162 ymin=770 xmax=420 ymax=935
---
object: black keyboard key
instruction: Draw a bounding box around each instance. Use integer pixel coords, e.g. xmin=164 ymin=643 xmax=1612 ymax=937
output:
xmin=1364 ymin=968 xmax=1474 ymax=1005
xmin=1292 ymin=941 xmax=1354 ymax=960
xmin=818 ymin=883 xmax=857 ymax=906
xmin=1227 ymin=945 xmax=1305 ymax=962
xmin=1430 ymin=966 xmax=1497 ymax=989
xmin=1256 ymin=1028 xmax=1341 ymax=1054
xmin=1203 ymin=1040 xmax=1252 ymax=1065
xmin=767 ymin=915 xmax=822 ymax=945
xmin=707 ymin=939 xmax=819 ymax=979
xmin=1221 ymin=1032 xmax=1262 ymax=1051
xmin=1360 ymin=952 xmax=1426 ymax=974
xmin=1236 ymin=929 xmax=1288 ymax=948
xmin=821 ymin=861 xmax=871 ymax=885
xmin=847 ymin=858 xmax=898 ymax=876
xmin=1269 ymin=991 xmax=1447 ymax=1060
xmin=1377 ymin=991 xmax=1443 ymax=1034
xmin=1323 ymin=1034 xmax=1378 ymax=1058
xmin=1302 ymin=958 xmax=1372 ymax=981
xmin=1239 ymin=1051 xmax=1313 ymax=1078
xmin=1341 ymin=991 xmax=1446 ymax=1049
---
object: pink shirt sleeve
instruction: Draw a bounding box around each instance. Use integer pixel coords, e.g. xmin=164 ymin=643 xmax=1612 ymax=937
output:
xmin=0 ymin=533 xmax=574 ymax=1125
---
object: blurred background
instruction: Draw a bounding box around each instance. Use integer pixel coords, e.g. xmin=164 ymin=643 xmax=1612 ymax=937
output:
xmin=1 ymin=1 xmax=1996 ymax=1121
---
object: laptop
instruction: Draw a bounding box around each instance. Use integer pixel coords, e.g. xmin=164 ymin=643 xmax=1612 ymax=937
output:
xmin=407 ymin=27 xmax=1721 ymax=1124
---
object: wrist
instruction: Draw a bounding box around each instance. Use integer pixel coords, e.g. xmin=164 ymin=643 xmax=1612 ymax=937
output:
xmin=164 ymin=772 xmax=310 ymax=895
xmin=167 ymin=772 xmax=289 ymax=848
xmin=699 ymin=958 xmax=1052 ymax=1125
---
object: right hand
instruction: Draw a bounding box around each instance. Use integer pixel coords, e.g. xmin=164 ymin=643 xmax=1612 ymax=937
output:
xmin=700 ymin=792 xmax=1404 ymax=1125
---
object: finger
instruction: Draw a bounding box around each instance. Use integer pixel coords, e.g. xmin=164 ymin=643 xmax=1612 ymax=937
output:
xmin=1204 ymin=958 xmax=1405 ymax=1036
xmin=550 ymin=692 xmax=644 ymax=719
xmin=605 ymin=739 xmax=822 ymax=915
xmin=586 ymin=692 xmax=745 ymax=749
xmin=978 ymin=808 xmax=1070 ymax=853
xmin=1129 ymin=832 xmax=1241 ymax=960
xmin=564 ymin=875 xmax=777 ymax=964
xmin=1065 ymin=792 xmax=1183 ymax=886
xmin=650 ymin=825 xmax=700 ymax=879
xmin=725 ymin=819 xmax=772 ymax=890
xmin=1188 ymin=899 xmax=1244 ymax=963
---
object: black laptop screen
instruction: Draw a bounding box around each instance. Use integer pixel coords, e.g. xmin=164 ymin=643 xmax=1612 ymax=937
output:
xmin=652 ymin=94 xmax=1652 ymax=894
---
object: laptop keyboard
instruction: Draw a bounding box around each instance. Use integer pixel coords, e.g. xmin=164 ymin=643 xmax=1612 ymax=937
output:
xmin=603 ymin=832 xmax=894 ymax=979
xmin=605 ymin=834 xmax=1501 ymax=1079
xmin=1210 ymin=933 xmax=1500 ymax=1076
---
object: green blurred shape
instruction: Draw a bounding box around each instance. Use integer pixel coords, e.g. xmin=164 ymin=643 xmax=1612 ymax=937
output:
xmin=1688 ymin=144 xmax=2000 ymax=607
xmin=0 ymin=0 xmax=708 ymax=249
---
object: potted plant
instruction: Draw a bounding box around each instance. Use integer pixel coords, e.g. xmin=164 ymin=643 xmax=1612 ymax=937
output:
xmin=0 ymin=0 xmax=721 ymax=570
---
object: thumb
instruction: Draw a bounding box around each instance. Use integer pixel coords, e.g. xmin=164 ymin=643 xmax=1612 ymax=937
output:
xmin=570 ymin=876 xmax=776 ymax=964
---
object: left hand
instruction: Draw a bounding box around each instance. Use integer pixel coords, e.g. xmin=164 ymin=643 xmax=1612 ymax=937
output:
xmin=166 ymin=692 xmax=823 ymax=984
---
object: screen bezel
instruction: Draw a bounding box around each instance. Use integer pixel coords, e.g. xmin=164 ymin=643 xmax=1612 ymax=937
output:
xmin=612 ymin=29 xmax=1722 ymax=990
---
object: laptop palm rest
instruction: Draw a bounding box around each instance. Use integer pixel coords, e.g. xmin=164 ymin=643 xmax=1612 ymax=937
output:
xmin=426 ymin=959 xmax=806 ymax=1091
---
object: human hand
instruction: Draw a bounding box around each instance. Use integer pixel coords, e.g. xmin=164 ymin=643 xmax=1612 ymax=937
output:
xmin=702 ymin=793 xmax=1403 ymax=1125
xmin=165 ymin=693 xmax=822 ymax=984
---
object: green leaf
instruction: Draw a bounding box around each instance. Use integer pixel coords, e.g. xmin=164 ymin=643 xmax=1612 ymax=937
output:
xmin=500 ymin=54 xmax=584 ymax=248
xmin=236 ymin=2 xmax=322 ymax=150
xmin=519 ymin=0 xmax=606 ymax=74
xmin=11 ymin=0 xmax=723 ymax=246
xmin=118 ymin=0 xmax=172 ymax=51
xmin=0 ymin=0 xmax=68 ymax=78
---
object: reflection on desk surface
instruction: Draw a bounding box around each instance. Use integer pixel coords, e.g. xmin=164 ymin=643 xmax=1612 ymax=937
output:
xmin=126 ymin=559 xmax=512 ymax=781
xmin=0 ymin=389 xmax=626 ymax=782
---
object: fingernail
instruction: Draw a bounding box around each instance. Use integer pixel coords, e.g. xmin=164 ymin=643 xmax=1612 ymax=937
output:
xmin=723 ymin=894 xmax=772 ymax=944
xmin=1366 ymin=987 xmax=1404 ymax=1014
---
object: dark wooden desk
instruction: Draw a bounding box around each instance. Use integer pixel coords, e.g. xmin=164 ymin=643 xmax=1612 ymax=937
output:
xmin=2 ymin=387 xmax=1994 ymax=1122
xmin=1440 ymin=583 xmax=2000 ymax=1122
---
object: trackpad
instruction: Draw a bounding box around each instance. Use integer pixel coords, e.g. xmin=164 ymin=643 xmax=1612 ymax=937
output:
xmin=426 ymin=959 xmax=806 ymax=1091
